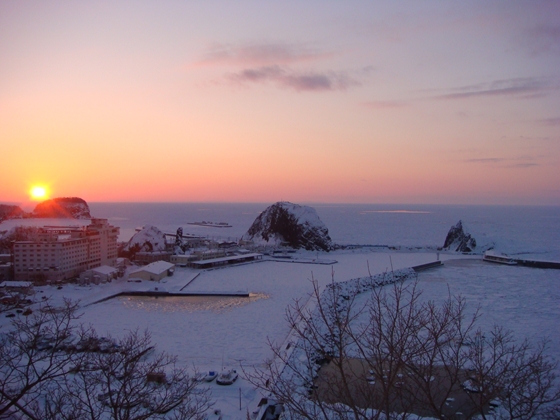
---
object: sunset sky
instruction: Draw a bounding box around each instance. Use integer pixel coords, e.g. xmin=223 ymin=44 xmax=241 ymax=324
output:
xmin=1 ymin=1 xmax=559 ymax=206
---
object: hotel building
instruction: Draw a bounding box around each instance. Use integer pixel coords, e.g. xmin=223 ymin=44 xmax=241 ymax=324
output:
xmin=13 ymin=218 xmax=119 ymax=282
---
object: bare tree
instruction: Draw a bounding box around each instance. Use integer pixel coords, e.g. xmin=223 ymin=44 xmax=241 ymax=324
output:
xmin=464 ymin=327 xmax=560 ymax=419
xmin=44 ymin=330 xmax=212 ymax=420
xmin=0 ymin=300 xmax=212 ymax=420
xmin=247 ymin=272 xmax=559 ymax=420
xmin=0 ymin=299 xmax=92 ymax=419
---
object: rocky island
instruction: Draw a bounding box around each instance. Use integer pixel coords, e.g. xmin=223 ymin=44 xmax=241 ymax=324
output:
xmin=242 ymin=201 xmax=334 ymax=251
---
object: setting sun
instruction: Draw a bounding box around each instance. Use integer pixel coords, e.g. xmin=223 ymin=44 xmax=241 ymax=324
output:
xmin=30 ymin=185 xmax=48 ymax=201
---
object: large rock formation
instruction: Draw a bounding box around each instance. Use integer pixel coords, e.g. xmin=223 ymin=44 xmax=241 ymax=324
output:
xmin=443 ymin=220 xmax=477 ymax=252
xmin=122 ymin=225 xmax=167 ymax=257
xmin=243 ymin=202 xmax=334 ymax=251
xmin=0 ymin=204 xmax=25 ymax=222
xmin=32 ymin=197 xmax=91 ymax=219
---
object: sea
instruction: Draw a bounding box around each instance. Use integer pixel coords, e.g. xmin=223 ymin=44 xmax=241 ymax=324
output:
xmin=87 ymin=202 xmax=560 ymax=261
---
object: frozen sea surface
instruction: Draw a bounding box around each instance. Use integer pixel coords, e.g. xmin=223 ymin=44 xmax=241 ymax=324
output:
xmin=87 ymin=202 xmax=560 ymax=261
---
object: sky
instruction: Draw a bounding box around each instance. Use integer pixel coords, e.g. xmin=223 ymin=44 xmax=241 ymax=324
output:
xmin=1 ymin=1 xmax=559 ymax=206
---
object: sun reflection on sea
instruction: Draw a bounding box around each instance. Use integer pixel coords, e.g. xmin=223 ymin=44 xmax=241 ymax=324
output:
xmin=118 ymin=293 xmax=269 ymax=313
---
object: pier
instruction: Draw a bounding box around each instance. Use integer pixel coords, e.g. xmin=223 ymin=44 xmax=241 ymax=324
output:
xmin=88 ymin=290 xmax=250 ymax=305
xmin=412 ymin=261 xmax=443 ymax=271
xmin=514 ymin=259 xmax=560 ymax=269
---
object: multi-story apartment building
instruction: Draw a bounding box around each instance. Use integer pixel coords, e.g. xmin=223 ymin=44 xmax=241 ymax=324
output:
xmin=13 ymin=218 xmax=119 ymax=282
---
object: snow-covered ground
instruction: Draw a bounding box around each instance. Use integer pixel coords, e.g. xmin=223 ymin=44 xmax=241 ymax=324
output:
xmin=3 ymin=248 xmax=557 ymax=419
xmin=2 ymin=205 xmax=559 ymax=418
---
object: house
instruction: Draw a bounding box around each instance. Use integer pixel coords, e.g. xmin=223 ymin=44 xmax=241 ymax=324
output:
xmin=128 ymin=261 xmax=175 ymax=282
xmin=0 ymin=281 xmax=33 ymax=294
xmin=79 ymin=265 xmax=119 ymax=285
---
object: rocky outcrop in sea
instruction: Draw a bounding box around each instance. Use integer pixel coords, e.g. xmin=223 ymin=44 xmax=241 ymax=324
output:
xmin=0 ymin=204 xmax=25 ymax=223
xmin=443 ymin=220 xmax=477 ymax=252
xmin=243 ymin=201 xmax=334 ymax=251
xmin=32 ymin=197 xmax=91 ymax=219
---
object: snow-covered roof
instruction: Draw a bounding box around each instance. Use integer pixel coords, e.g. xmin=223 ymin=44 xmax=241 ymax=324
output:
xmin=0 ymin=281 xmax=32 ymax=288
xmin=130 ymin=261 xmax=175 ymax=275
xmin=90 ymin=265 xmax=118 ymax=275
xmin=189 ymin=253 xmax=262 ymax=266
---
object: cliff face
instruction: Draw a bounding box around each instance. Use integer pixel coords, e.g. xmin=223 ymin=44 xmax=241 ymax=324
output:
xmin=243 ymin=202 xmax=334 ymax=251
xmin=0 ymin=204 xmax=25 ymax=223
xmin=32 ymin=197 xmax=91 ymax=219
xmin=443 ymin=220 xmax=477 ymax=252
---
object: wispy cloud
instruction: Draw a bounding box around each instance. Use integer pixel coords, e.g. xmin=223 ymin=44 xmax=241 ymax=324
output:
xmin=507 ymin=162 xmax=538 ymax=168
xmin=432 ymin=78 xmax=553 ymax=100
xmin=196 ymin=42 xmax=332 ymax=66
xmin=196 ymin=41 xmax=364 ymax=92
xmin=463 ymin=158 xmax=506 ymax=164
xmin=537 ymin=117 xmax=560 ymax=126
xmin=227 ymin=65 xmax=359 ymax=92
xmin=524 ymin=25 xmax=560 ymax=56
xmin=462 ymin=156 xmax=539 ymax=167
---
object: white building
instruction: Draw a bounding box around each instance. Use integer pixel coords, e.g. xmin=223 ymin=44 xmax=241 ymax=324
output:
xmin=13 ymin=218 xmax=119 ymax=282
xmin=79 ymin=265 xmax=119 ymax=285
xmin=128 ymin=261 xmax=175 ymax=282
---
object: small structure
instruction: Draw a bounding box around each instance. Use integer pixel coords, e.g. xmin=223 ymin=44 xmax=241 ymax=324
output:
xmin=170 ymin=254 xmax=199 ymax=266
xmin=483 ymin=250 xmax=517 ymax=265
xmin=135 ymin=251 xmax=172 ymax=264
xmin=187 ymin=253 xmax=263 ymax=269
xmin=0 ymin=281 xmax=33 ymax=294
xmin=128 ymin=261 xmax=175 ymax=282
xmin=79 ymin=266 xmax=119 ymax=285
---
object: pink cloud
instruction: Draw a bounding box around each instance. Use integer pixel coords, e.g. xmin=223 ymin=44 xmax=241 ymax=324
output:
xmin=227 ymin=65 xmax=359 ymax=92
xmin=432 ymin=78 xmax=553 ymax=100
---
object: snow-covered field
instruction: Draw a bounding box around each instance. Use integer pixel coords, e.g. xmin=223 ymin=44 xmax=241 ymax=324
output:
xmin=3 ymin=248 xmax=558 ymax=418
xmin=2 ymin=204 xmax=559 ymax=418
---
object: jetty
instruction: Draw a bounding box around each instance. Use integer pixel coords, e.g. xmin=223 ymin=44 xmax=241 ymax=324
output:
xmin=412 ymin=261 xmax=443 ymax=271
xmin=514 ymin=258 xmax=560 ymax=269
xmin=187 ymin=221 xmax=232 ymax=228
xmin=88 ymin=290 xmax=250 ymax=305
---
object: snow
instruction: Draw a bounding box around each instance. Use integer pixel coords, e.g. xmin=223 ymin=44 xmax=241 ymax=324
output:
xmin=129 ymin=260 xmax=174 ymax=276
xmin=90 ymin=265 xmax=118 ymax=276
xmin=1 ymin=204 xmax=559 ymax=418
xmin=278 ymin=202 xmax=325 ymax=228
xmin=123 ymin=225 xmax=166 ymax=252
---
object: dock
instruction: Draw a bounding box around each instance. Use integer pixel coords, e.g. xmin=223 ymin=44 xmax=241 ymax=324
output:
xmin=514 ymin=259 xmax=560 ymax=269
xmin=88 ymin=290 xmax=250 ymax=305
xmin=412 ymin=261 xmax=443 ymax=272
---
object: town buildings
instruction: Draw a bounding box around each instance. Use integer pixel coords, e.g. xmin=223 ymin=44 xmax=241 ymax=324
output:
xmin=13 ymin=218 xmax=119 ymax=282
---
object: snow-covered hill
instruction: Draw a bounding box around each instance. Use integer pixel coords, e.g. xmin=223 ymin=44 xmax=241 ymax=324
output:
xmin=0 ymin=204 xmax=25 ymax=222
xmin=122 ymin=225 xmax=167 ymax=256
